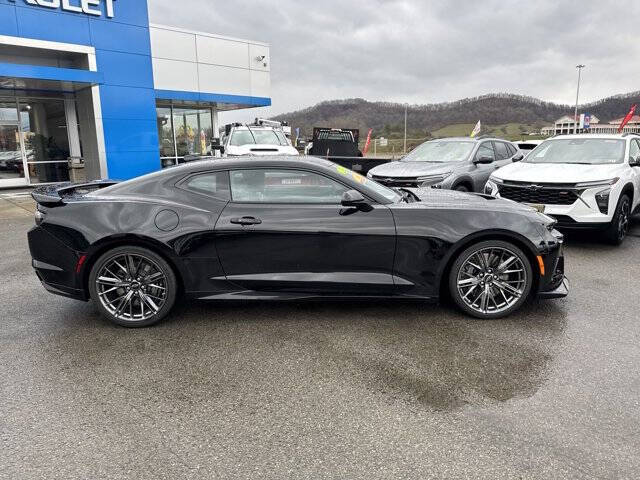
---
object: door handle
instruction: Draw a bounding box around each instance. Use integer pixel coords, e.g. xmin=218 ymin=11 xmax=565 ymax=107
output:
xmin=230 ymin=216 xmax=262 ymax=226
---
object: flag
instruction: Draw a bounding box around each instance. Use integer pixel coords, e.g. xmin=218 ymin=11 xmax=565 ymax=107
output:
xmin=363 ymin=128 xmax=373 ymax=155
xmin=618 ymin=104 xmax=637 ymax=133
xmin=470 ymin=121 xmax=481 ymax=137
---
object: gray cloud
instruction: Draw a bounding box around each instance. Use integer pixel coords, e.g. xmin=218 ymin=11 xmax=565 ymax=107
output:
xmin=148 ymin=0 xmax=640 ymax=120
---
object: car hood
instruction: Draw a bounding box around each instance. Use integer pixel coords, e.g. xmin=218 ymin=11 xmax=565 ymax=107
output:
xmin=493 ymin=161 xmax=624 ymax=183
xmin=369 ymin=161 xmax=456 ymax=178
xmin=227 ymin=144 xmax=299 ymax=156
xmin=403 ymin=188 xmax=539 ymax=215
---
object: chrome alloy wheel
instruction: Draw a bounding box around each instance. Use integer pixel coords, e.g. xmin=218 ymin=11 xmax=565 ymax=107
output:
xmin=456 ymin=247 xmax=528 ymax=315
xmin=95 ymin=253 xmax=168 ymax=322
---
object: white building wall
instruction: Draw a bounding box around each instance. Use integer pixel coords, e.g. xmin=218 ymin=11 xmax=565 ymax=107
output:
xmin=149 ymin=24 xmax=270 ymax=99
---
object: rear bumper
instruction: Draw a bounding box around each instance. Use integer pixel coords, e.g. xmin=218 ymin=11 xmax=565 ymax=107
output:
xmin=34 ymin=268 xmax=88 ymax=301
xmin=28 ymin=226 xmax=87 ymax=301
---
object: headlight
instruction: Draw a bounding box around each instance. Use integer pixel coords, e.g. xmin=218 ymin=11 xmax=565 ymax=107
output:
xmin=35 ymin=208 xmax=45 ymax=226
xmin=418 ymin=172 xmax=452 ymax=186
xmin=574 ymin=178 xmax=619 ymax=188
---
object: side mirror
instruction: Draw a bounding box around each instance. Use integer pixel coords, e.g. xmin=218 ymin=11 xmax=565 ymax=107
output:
xmin=629 ymin=155 xmax=640 ymax=167
xmin=474 ymin=156 xmax=495 ymax=165
xmin=512 ymin=153 xmax=524 ymax=162
xmin=341 ymin=189 xmax=368 ymax=208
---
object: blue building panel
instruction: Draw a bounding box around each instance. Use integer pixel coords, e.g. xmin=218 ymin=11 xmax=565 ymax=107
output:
xmin=99 ymin=85 xmax=157 ymax=120
xmin=0 ymin=4 xmax=18 ymax=37
xmin=89 ymin=20 xmax=151 ymax=56
xmin=104 ymin=150 xmax=160 ymax=181
xmin=0 ymin=62 xmax=103 ymax=83
xmin=102 ymin=118 xmax=159 ymax=152
xmin=95 ymin=50 xmax=154 ymax=89
xmin=15 ymin=7 xmax=92 ymax=45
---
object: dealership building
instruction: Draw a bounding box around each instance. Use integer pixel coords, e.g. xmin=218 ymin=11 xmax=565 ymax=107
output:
xmin=0 ymin=0 xmax=271 ymax=188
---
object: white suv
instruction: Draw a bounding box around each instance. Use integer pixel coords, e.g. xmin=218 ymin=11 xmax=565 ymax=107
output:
xmin=485 ymin=134 xmax=640 ymax=244
xmin=220 ymin=123 xmax=298 ymax=157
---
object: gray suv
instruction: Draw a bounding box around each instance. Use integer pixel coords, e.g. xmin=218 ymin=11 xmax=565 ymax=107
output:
xmin=367 ymin=137 xmax=524 ymax=192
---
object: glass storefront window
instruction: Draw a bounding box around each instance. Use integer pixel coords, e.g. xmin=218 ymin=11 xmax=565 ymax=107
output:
xmin=20 ymin=99 xmax=70 ymax=184
xmin=157 ymin=107 xmax=175 ymax=159
xmin=173 ymin=107 xmax=213 ymax=158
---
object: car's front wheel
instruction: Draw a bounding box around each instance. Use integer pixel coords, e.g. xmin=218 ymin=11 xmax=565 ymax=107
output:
xmin=88 ymin=246 xmax=177 ymax=327
xmin=449 ymin=240 xmax=533 ymax=319
xmin=603 ymin=194 xmax=631 ymax=245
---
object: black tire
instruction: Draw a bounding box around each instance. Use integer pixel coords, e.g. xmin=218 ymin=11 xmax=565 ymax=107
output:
xmin=88 ymin=245 xmax=177 ymax=327
xmin=603 ymin=194 xmax=631 ymax=245
xmin=454 ymin=184 xmax=470 ymax=192
xmin=448 ymin=240 xmax=533 ymax=319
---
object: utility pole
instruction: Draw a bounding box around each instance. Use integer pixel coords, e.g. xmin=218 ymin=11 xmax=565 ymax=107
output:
xmin=403 ymin=103 xmax=408 ymax=153
xmin=574 ymin=64 xmax=585 ymax=134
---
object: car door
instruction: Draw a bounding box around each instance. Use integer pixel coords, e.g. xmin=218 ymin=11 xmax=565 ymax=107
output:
xmin=493 ymin=141 xmax=514 ymax=168
xmin=629 ymin=139 xmax=640 ymax=212
xmin=471 ymin=141 xmax=497 ymax=191
xmin=214 ymin=168 xmax=397 ymax=295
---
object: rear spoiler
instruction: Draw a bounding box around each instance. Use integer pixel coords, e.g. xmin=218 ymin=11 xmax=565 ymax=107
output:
xmin=31 ymin=180 xmax=119 ymax=206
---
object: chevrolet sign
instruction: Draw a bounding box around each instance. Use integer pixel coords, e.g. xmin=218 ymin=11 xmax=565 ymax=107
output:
xmin=9 ymin=0 xmax=117 ymax=18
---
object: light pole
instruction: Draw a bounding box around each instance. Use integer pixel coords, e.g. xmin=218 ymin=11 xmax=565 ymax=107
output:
xmin=403 ymin=103 xmax=408 ymax=154
xmin=574 ymin=64 xmax=585 ymax=134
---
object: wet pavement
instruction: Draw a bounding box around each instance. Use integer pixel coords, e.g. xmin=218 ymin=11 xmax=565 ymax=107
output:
xmin=1 ymin=194 xmax=640 ymax=479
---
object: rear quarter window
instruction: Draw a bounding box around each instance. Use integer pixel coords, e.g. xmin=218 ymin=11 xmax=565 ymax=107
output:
xmin=182 ymin=171 xmax=230 ymax=200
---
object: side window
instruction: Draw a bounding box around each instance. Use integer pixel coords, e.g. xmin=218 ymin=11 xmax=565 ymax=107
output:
xmin=506 ymin=143 xmax=517 ymax=156
xmin=493 ymin=142 xmax=510 ymax=160
xmin=476 ymin=142 xmax=495 ymax=161
xmin=629 ymin=139 xmax=640 ymax=160
xmin=183 ymin=171 xmax=230 ymax=199
xmin=230 ymin=169 xmax=349 ymax=204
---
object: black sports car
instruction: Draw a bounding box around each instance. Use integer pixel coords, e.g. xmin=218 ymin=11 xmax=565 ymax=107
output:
xmin=28 ymin=156 xmax=568 ymax=327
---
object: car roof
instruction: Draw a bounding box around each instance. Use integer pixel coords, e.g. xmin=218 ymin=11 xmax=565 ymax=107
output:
xmin=177 ymin=155 xmax=331 ymax=171
xmin=431 ymin=136 xmax=511 ymax=143
xmin=550 ymin=133 xmax=634 ymax=140
xmin=231 ymin=125 xmax=280 ymax=131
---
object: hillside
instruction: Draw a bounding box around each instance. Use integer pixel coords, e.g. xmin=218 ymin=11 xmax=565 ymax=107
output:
xmin=272 ymin=92 xmax=640 ymax=141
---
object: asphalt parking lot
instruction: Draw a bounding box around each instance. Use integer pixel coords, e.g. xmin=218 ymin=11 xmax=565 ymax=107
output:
xmin=1 ymin=192 xmax=640 ymax=479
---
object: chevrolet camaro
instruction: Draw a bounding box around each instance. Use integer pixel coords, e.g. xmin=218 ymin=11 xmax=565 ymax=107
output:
xmin=28 ymin=156 xmax=568 ymax=327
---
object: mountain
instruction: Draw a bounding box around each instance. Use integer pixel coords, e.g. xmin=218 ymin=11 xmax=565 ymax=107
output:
xmin=272 ymin=91 xmax=640 ymax=139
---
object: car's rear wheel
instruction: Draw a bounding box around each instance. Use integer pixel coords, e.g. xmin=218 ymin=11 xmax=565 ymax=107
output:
xmin=603 ymin=194 xmax=631 ymax=245
xmin=454 ymin=184 xmax=470 ymax=192
xmin=89 ymin=246 xmax=177 ymax=327
xmin=449 ymin=240 xmax=533 ymax=319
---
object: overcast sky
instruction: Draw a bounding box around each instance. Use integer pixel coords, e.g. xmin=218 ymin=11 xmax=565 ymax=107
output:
xmin=148 ymin=0 xmax=640 ymax=121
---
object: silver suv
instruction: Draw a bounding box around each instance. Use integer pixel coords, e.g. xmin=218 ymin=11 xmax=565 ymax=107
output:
xmin=367 ymin=137 xmax=523 ymax=192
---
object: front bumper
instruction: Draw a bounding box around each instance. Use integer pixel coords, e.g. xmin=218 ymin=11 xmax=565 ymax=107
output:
xmin=536 ymin=233 xmax=568 ymax=299
xmin=537 ymin=277 xmax=569 ymax=299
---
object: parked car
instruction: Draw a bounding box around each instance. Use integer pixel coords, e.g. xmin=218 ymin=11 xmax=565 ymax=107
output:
xmin=28 ymin=156 xmax=567 ymax=327
xmin=307 ymin=127 xmax=362 ymax=157
xmin=219 ymin=121 xmax=298 ymax=157
xmin=516 ymin=140 xmax=543 ymax=152
xmin=366 ymin=137 xmax=523 ymax=191
xmin=485 ymin=134 xmax=640 ymax=244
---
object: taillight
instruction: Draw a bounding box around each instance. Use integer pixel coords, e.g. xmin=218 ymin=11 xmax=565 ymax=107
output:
xmin=76 ymin=254 xmax=87 ymax=274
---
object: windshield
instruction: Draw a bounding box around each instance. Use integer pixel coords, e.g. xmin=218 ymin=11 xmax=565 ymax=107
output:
xmin=230 ymin=129 xmax=287 ymax=146
xmin=524 ymin=138 xmax=626 ymax=165
xmin=333 ymin=165 xmax=402 ymax=203
xmin=402 ymin=140 xmax=475 ymax=163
